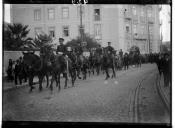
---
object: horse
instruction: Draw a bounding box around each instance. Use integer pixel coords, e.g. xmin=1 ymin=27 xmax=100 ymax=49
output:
xmin=102 ymin=50 xmax=116 ymax=80
xmin=93 ymin=52 xmax=102 ymax=75
xmin=49 ymin=53 xmax=76 ymax=91
xmin=22 ymin=51 xmax=50 ymax=92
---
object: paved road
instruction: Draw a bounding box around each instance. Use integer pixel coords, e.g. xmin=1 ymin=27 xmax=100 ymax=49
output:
xmin=2 ymin=64 xmax=170 ymax=123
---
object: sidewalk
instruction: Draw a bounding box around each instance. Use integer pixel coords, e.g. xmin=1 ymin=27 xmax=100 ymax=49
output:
xmin=157 ymin=74 xmax=171 ymax=112
xmin=159 ymin=74 xmax=171 ymax=104
xmin=3 ymin=77 xmax=39 ymax=91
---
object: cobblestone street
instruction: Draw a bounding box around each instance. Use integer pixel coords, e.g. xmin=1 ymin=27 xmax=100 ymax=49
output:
xmin=2 ymin=64 xmax=170 ymax=123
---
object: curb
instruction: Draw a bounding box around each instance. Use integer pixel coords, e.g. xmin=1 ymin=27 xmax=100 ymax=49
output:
xmin=156 ymin=74 xmax=170 ymax=113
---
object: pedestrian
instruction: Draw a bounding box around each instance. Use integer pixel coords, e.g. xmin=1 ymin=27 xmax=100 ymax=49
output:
xmin=14 ymin=60 xmax=22 ymax=85
xmin=123 ymin=53 xmax=129 ymax=70
xmin=6 ymin=59 xmax=14 ymax=81
xmin=19 ymin=57 xmax=28 ymax=83
xmin=162 ymin=53 xmax=171 ymax=87
xmin=156 ymin=53 xmax=164 ymax=76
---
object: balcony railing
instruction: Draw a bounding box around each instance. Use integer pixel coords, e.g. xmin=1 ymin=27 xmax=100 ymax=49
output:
xmin=148 ymin=17 xmax=154 ymax=24
xmin=124 ymin=12 xmax=131 ymax=20
xmin=133 ymin=34 xmax=147 ymax=40
xmin=94 ymin=15 xmax=100 ymax=21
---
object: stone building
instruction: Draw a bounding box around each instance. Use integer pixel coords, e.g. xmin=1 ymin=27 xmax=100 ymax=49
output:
xmin=11 ymin=4 xmax=161 ymax=53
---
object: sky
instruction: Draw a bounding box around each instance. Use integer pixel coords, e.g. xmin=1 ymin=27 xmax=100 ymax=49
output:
xmin=4 ymin=4 xmax=171 ymax=42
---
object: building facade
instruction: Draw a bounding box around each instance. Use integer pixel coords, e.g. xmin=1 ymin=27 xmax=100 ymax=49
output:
xmin=11 ymin=4 xmax=161 ymax=53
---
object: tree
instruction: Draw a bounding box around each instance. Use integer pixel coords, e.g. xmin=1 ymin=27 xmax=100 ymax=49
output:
xmin=160 ymin=44 xmax=169 ymax=53
xmin=66 ymin=33 xmax=99 ymax=49
xmin=129 ymin=45 xmax=140 ymax=55
xmin=4 ymin=23 xmax=31 ymax=50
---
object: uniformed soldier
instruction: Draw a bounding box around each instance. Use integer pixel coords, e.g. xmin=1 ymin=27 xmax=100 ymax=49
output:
xmin=56 ymin=38 xmax=67 ymax=55
xmin=56 ymin=38 xmax=69 ymax=74
xmin=105 ymin=42 xmax=115 ymax=55
xmin=96 ymin=44 xmax=103 ymax=55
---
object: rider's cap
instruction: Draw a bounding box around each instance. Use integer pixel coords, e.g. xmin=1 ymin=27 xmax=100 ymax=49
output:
xmin=59 ymin=38 xmax=64 ymax=41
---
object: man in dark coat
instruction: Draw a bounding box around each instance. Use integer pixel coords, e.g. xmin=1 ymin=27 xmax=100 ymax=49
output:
xmin=162 ymin=53 xmax=171 ymax=87
xmin=156 ymin=53 xmax=164 ymax=76
xmin=105 ymin=42 xmax=114 ymax=55
xmin=123 ymin=52 xmax=129 ymax=70
xmin=14 ymin=60 xmax=22 ymax=85
xmin=56 ymin=38 xmax=68 ymax=74
xmin=56 ymin=38 xmax=67 ymax=55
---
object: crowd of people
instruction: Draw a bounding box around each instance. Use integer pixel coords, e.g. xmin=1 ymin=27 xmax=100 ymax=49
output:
xmin=5 ymin=37 xmax=171 ymax=89
xmin=6 ymin=57 xmax=27 ymax=85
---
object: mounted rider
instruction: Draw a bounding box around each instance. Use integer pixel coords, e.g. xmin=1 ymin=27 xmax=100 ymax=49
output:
xmin=56 ymin=38 xmax=68 ymax=73
xmin=105 ymin=42 xmax=115 ymax=57
xmin=95 ymin=44 xmax=103 ymax=56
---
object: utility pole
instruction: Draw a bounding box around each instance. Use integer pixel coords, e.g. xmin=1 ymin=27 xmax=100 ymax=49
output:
xmin=160 ymin=19 xmax=163 ymax=53
xmin=146 ymin=5 xmax=151 ymax=53
xmin=80 ymin=4 xmax=83 ymax=47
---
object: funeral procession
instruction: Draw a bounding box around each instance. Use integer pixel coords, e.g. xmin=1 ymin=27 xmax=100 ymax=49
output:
xmin=3 ymin=4 xmax=171 ymax=123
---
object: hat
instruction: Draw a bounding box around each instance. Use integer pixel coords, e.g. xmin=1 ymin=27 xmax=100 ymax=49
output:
xmin=107 ymin=42 xmax=111 ymax=44
xmin=59 ymin=38 xmax=64 ymax=41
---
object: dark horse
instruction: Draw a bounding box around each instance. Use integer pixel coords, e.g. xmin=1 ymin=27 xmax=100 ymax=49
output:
xmin=49 ymin=53 xmax=76 ymax=91
xmin=102 ymin=50 xmax=116 ymax=80
xmin=22 ymin=51 xmax=50 ymax=92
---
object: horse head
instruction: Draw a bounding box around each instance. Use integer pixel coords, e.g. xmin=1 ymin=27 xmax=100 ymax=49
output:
xmin=22 ymin=52 xmax=42 ymax=71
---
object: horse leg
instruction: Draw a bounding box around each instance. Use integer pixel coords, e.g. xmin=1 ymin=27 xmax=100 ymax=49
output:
xmin=105 ymin=67 xmax=110 ymax=80
xmin=70 ymin=71 xmax=75 ymax=87
xmin=29 ymin=75 xmax=34 ymax=92
xmin=112 ymin=67 xmax=116 ymax=78
xmin=46 ymin=73 xmax=49 ymax=88
xmin=38 ymin=75 xmax=44 ymax=91
xmin=50 ymin=74 xmax=54 ymax=91
xmin=63 ymin=73 xmax=68 ymax=89
xmin=57 ymin=73 xmax=61 ymax=91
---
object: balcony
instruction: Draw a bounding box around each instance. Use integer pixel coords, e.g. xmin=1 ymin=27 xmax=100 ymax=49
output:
xmin=124 ymin=12 xmax=131 ymax=20
xmin=148 ymin=17 xmax=154 ymax=24
xmin=94 ymin=15 xmax=100 ymax=21
xmin=133 ymin=33 xmax=147 ymax=40
xmin=159 ymin=6 xmax=162 ymax=11
xmin=140 ymin=16 xmax=146 ymax=23
xmin=125 ymin=33 xmax=131 ymax=39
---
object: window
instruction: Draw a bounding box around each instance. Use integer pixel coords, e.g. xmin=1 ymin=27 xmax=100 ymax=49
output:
xmin=48 ymin=8 xmax=55 ymax=20
xmin=48 ymin=27 xmax=55 ymax=38
xmin=126 ymin=25 xmax=130 ymax=33
xmin=141 ymin=25 xmax=145 ymax=34
xmin=147 ymin=7 xmax=152 ymax=17
xmin=127 ymin=41 xmax=130 ymax=51
xmin=77 ymin=6 xmax=85 ymax=17
xmin=94 ymin=9 xmax=100 ymax=21
xmin=94 ymin=24 xmax=101 ymax=39
xmin=133 ymin=24 xmax=137 ymax=34
xmin=78 ymin=25 xmax=85 ymax=36
xmin=149 ymin=26 xmax=153 ymax=34
xmin=62 ymin=7 xmax=69 ymax=19
xmin=34 ymin=9 xmax=41 ymax=21
xmin=132 ymin=6 xmax=136 ymax=15
xmin=63 ymin=26 xmax=69 ymax=37
xmin=141 ymin=8 xmax=144 ymax=17
xmin=35 ymin=27 xmax=42 ymax=36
